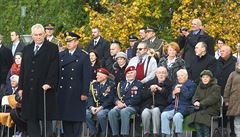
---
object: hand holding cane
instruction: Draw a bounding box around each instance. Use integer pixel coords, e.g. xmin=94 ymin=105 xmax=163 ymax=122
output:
xmin=42 ymin=84 xmax=51 ymax=137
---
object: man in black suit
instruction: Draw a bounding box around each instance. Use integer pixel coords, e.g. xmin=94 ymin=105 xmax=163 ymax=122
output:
xmin=0 ymin=34 xmax=13 ymax=88
xmin=10 ymin=31 xmax=24 ymax=56
xmin=18 ymin=24 xmax=59 ymax=137
xmin=86 ymin=27 xmax=110 ymax=62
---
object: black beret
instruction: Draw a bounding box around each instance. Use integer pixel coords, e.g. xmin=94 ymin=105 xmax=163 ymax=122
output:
xmin=64 ymin=32 xmax=81 ymax=42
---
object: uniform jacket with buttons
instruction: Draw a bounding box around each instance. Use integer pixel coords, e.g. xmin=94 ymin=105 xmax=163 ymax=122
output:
xmin=114 ymin=79 xmax=143 ymax=111
xmin=58 ymin=48 xmax=92 ymax=122
xmin=18 ymin=40 xmax=59 ymax=120
xmin=87 ymin=79 xmax=115 ymax=110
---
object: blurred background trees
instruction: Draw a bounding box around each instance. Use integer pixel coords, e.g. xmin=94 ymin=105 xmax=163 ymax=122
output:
xmin=0 ymin=0 xmax=239 ymax=51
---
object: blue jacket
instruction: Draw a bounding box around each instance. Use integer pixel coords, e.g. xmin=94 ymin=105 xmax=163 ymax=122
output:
xmin=164 ymin=79 xmax=196 ymax=116
xmin=87 ymin=79 xmax=115 ymax=110
xmin=58 ymin=48 xmax=92 ymax=122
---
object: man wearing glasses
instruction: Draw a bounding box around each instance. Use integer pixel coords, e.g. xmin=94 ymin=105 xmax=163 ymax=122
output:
xmin=127 ymin=41 xmax=157 ymax=84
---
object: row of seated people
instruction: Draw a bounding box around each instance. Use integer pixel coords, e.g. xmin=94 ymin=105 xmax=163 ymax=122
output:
xmin=86 ymin=66 xmax=221 ymax=137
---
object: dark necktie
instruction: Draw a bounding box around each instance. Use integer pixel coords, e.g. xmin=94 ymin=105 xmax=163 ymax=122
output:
xmin=94 ymin=40 xmax=97 ymax=46
xmin=125 ymin=82 xmax=131 ymax=90
xmin=34 ymin=45 xmax=39 ymax=55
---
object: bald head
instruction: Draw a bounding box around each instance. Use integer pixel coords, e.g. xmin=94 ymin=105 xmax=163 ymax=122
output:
xmin=191 ymin=18 xmax=202 ymax=31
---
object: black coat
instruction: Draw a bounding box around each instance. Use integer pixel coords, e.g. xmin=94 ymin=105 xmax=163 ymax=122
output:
xmin=86 ymin=37 xmax=110 ymax=62
xmin=112 ymin=62 xmax=128 ymax=84
xmin=103 ymin=56 xmax=116 ymax=74
xmin=9 ymin=42 xmax=25 ymax=56
xmin=215 ymin=56 xmax=237 ymax=95
xmin=58 ymin=48 xmax=92 ymax=122
xmin=18 ymin=40 xmax=59 ymax=120
xmin=140 ymin=77 xmax=172 ymax=112
xmin=0 ymin=45 xmax=13 ymax=85
xmin=182 ymin=29 xmax=215 ymax=68
xmin=189 ymin=53 xmax=217 ymax=84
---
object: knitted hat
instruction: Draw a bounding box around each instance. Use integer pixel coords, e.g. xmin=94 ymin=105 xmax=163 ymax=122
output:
xmin=200 ymin=70 xmax=213 ymax=78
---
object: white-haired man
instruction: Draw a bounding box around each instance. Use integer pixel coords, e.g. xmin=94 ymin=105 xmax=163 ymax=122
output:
xmin=18 ymin=24 xmax=59 ymax=137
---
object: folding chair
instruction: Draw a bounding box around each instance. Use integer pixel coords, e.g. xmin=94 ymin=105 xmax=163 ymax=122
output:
xmin=210 ymin=96 xmax=223 ymax=137
xmin=1 ymin=96 xmax=10 ymax=137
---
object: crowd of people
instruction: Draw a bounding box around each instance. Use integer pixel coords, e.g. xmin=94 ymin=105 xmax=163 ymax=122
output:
xmin=0 ymin=18 xmax=239 ymax=137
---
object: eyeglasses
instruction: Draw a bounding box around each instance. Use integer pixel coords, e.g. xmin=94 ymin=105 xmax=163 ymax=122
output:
xmin=137 ymin=48 xmax=146 ymax=51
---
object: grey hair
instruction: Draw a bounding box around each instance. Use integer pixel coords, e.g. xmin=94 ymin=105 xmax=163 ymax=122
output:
xmin=156 ymin=66 xmax=168 ymax=77
xmin=31 ymin=24 xmax=45 ymax=34
xmin=176 ymin=69 xmax=188 ymax=77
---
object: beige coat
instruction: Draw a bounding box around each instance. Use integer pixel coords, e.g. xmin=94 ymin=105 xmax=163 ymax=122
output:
xmin=224 ymin=68 xmax=240 ymax=116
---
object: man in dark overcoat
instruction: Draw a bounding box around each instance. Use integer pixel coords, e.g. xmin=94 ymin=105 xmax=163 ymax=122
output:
xmin=18 ymin=24 xmax=59 ymax=137
xmin=58 ymin=32 xmax=92 ymax=137
xmin=0 ymin=34 xmax=13 ymax=88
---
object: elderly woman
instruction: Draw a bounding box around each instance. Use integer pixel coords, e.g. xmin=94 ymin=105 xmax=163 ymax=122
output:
xmin=188 ymin=70 xmax=221 ymax=137
xmin=112 ymin=52 xmax=128 ymax=84
xmin=141 ymin=66 xmax=173 ymax=137
xmin=224 ymin=61 xmax=240 ymax=137
xmin=161 ymin=69 xmax=196 ymax=137
xmin=158 ymin=42 xmax=185 ymax=83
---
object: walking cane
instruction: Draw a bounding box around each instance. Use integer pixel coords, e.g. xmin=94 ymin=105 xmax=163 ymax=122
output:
xmin=43 ymin=90 xmax=47 ymax=137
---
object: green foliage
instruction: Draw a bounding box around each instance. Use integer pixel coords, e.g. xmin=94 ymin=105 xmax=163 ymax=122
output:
xmin=0 ymin=0 xmax=88 ymax=45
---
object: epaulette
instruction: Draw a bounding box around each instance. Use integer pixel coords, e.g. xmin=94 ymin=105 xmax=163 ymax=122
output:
xmin=81 ymin=49 xmax=88 ymax=54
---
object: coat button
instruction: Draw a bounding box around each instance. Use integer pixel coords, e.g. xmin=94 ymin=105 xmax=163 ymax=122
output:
xmin=61 ymin=59 xmax=63 ymax=62
xmin=31 ymin=69 xmax=34 ymax=72
xmin=71 ymin=68 xmax=74 ymax=71
xmin=60 ymin=86 xmax=62 ymax=89
xmin=69 ymin=86 xmax=72 ymax=89
xmin=76 ymin=60 xmax=79 ymax=62
xmin=70 ymin=77 xmax=73 ymax=80
xmin=62 ymin=68 xmax=64 ymax=71
xmin=30 ymin=87 xmax=33 ymax=90
xmin=32 ymin=61 xmax=35 ymax=64
xmin=61 ymin=77 xmax=64 ymax=79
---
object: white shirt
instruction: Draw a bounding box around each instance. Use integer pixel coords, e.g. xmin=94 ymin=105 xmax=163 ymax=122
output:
xmin=94 ymin=37 xmax=100 ymax=45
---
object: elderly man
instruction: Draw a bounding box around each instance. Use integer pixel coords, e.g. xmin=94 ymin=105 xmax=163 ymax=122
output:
xmin=128 ymin=41 xmax=157 ymax=84
xmin=161 ymin=69 xmax=196 ymax=137
xmin=108 ymin=66 xmax=143 ymax=137
xmin=18 ymin=24 xmax=59 ymax=137
xmin=86 ymin=68 xmax=115 ymax=137
xmin=215 ymin=45 xmax=237 ymax=137
xmin=182 ymin=18 xmax=215 ymax=69
xmin=58 ymin=32 xmax=92 ymax=137
xmin=188 ymin=42 xmax=217 ymax=84
xmin=141 ymin=66 xmax=173 ymax=137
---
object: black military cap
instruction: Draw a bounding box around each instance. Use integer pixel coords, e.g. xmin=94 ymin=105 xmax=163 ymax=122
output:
xmin=145 ymin=26 xmax=156 ymax=32
xmin=44 ymin=23 xmax=55 ymax=29
xmin=64 ymin=32 xmax=81 ymax=42
xmin=128 ymin=35 xmax=138 ymax=42
xmin=111 ymin=39 xmax=121 ymax=45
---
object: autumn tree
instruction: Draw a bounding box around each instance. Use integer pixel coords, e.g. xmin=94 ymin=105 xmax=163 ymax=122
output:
xmin=172 ymin=0 xmax=240 ymax=50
